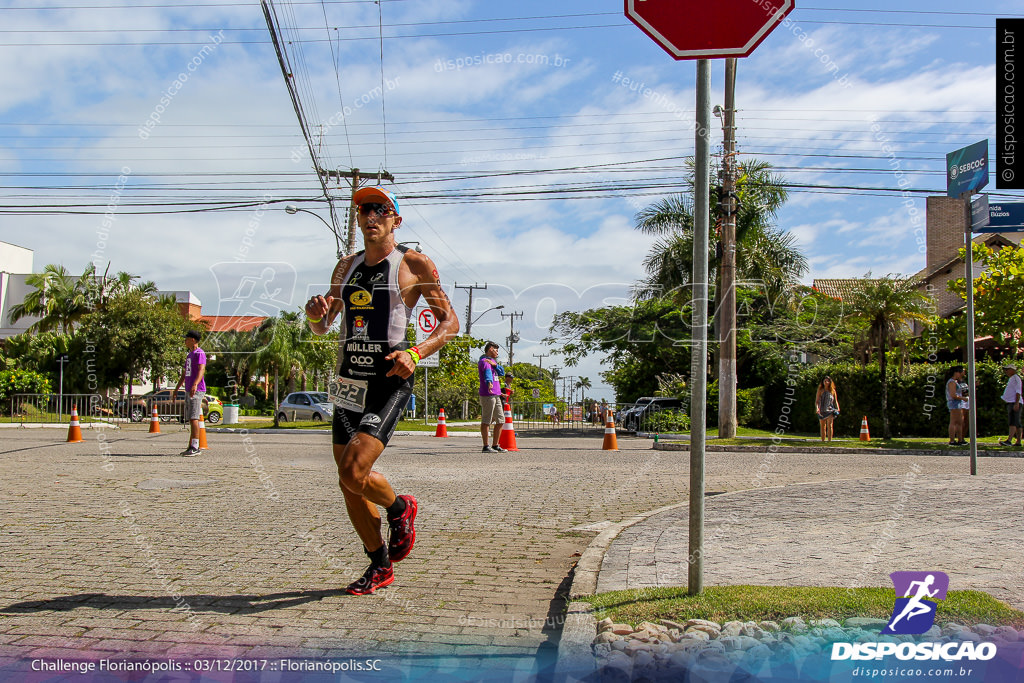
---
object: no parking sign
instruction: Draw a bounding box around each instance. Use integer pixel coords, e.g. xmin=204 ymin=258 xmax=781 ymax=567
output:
xmin=412 ymin=306 xmax=439 ymax=367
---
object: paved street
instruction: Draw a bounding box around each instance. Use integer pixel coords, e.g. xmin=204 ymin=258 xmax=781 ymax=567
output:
xmin=2 ymin=427 xmax=1023 ymax=670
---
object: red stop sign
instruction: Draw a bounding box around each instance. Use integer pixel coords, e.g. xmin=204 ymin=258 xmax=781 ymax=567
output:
xmin=625 ymin=0 xmax=794 ymax=60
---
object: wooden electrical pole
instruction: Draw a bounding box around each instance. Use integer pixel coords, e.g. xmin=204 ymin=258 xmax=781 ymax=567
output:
xmin=456 ymin=283 xmax=488 ymax=337
xmin=500 ymin=310 xmax=524 ymax=367
xmin=318 ymin=167 xmax=394 ymax=255
xmin=718 ymin=58 xmax=739 ymax=439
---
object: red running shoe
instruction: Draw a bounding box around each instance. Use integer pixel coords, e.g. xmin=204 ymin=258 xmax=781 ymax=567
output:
xmin=387 ymin=494 xmax=418 ymax=562
xmin=345 ymin=563 xmax=394 ymax=595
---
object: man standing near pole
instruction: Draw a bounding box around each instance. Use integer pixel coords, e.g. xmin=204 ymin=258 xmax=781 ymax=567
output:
xmin=477 ymin=341 xmax=507 ymax=453
xmin=999 ymin=364 xmax=1022 ymax=447
xmin=304 ymin=186 xmax=459 ymax=595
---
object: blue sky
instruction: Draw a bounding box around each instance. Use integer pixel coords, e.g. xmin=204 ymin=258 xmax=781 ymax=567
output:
xmin=0 ymin=0 xmax=1019 ymax=400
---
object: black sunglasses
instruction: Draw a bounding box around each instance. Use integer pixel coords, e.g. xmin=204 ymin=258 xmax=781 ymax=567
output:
xmin=358 ymin=202 xmax=396 ymax=217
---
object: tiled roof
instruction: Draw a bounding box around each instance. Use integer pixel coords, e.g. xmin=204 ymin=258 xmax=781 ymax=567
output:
xmin=200 ymin=315 xmax=266 ymax=332
xmin=811 ymin=279 xmax=877 ymax=301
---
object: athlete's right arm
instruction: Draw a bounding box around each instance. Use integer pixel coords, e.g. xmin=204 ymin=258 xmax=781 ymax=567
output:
xmin=305 ymin=257 xmax=351 ymax=335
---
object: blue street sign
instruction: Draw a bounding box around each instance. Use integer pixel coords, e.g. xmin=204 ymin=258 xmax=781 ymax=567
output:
xmin=971 ymin=194 xmax=989 ymax=230
xmin=975 ymin=201 xmax=1024 ymax=233
xmin=946 ymin=140 xmax=989 ymax=197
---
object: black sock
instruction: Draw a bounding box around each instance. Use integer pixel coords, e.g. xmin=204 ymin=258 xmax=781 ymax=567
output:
xmin=366 ymin=544 xmax=390 ymax=568
xmin=386 ymin=496 xmax=406 ymax=520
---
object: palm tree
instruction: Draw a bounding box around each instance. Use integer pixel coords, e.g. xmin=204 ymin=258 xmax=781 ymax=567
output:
xmin=255 ymin=314 xmax=305 ymax=427
xmin=8 ymin=264 xmax=93 ymax=334
xmin=846 ymin=275 xmax=932 ymax=439
xmin=633 ymin=159 xmax=804 ymax=302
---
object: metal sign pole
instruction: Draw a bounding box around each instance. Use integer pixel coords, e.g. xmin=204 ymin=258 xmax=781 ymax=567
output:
xmin=963 ymin=193 xmax=978 ymax=475
xmin=688 ymin=59 xmax=711 ymax=596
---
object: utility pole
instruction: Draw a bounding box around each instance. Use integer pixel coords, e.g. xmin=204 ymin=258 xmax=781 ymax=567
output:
xmin=319 ymin=167 xmax=394 ymax=255
xmin=532 ymin=352 xmax=549 ymax=369
xmin=500 ymin=310 xmax=523 ymax=367
xmin=456 ymin=283 xmax=488 ymax=337
xmin=718 ymin=58 xmax=739 ymax=439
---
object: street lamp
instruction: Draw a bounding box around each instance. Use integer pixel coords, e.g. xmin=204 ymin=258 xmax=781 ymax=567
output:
xmin=467 ymin=304 xmax=504 ymax=337
xmin=285 ymin=205 xmax=344 ymax=259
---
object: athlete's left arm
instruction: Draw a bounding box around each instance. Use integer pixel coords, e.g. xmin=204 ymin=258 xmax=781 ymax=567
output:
xmin=385 ymin=253 xmax=461 ymax=378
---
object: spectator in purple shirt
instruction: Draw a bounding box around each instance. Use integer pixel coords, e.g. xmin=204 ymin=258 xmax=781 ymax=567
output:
xmin=174 ymin=330 xmax=207 ymax=457
xmin=478 ymin=341 xmax=507 ymax=453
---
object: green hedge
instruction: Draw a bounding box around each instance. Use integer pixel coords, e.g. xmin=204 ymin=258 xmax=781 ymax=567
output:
xmin=699 ymin=382 xmax=768 ymax=429
xmin=0 ymin=369 xmax=52 ymax=414
xmin=763 ymin=361 xmax=1010 ymax=438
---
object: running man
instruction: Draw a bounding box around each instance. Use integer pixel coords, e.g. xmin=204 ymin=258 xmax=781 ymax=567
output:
xmin=304 ymin=186 xmax=459 ymax=595
xmin=887 ymin=574 xmax=939 ymax=630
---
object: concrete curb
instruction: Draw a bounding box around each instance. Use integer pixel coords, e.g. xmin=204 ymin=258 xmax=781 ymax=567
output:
xmin=0 ymin=422 xmax=120 ymax=430
xmin=556 ymin=501 xmax=688 ymax=681
xmin=652 ymin=441 xmax=1024 ymax=457
xmin=553 ymin=602 xmax=598 ymax=682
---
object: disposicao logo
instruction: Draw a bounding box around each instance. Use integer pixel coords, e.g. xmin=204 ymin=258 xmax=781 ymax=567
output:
xmin=883 ymin=570 xmax=948 ymax=635
xmin=831 ymin=571 xmax=997 ymax=662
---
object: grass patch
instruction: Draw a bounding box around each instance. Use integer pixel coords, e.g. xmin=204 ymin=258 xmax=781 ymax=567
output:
xmin=717 ymin=436 xmax=1017 ymax=451
xmin=579 ymin=585 xmax=1024 ymax=629
xmin=658 ymin=427 xmax=1019 ymax=451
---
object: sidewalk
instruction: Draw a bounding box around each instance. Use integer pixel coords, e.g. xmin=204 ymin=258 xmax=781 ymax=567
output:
xmin=583 ymin=472 xmax=1024 ymax=610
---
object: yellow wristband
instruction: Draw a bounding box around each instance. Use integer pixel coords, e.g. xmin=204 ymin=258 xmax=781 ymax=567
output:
xmin=407 ymin=348 xmax=421 ymax=364
xmin=306 ymin=313 xmax=323 ymax=324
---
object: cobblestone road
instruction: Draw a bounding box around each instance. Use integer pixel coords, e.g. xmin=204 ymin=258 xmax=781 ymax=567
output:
xmin=2 ymin=427 xmax=1022 ymax=666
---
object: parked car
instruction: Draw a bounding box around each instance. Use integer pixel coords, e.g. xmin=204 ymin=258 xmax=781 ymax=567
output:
xmin=277 ymin=392 xmax=334 ymax=422
xmin=621 ymin=396 xmax=684 ymax=432
xmin=121 ymin=390 xmax=224 ymax=424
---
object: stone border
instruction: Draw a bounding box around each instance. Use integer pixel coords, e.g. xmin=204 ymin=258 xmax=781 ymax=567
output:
xmin=652 ymin=442 xmax=1024 ymax=457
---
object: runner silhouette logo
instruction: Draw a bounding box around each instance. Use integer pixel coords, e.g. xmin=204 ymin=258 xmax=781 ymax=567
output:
xmin=882 ymin=571 xmax=949 ymax=635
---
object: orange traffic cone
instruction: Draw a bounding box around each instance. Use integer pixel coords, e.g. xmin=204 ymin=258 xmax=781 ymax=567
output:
xmin=602 ymin=409 xmax=619 ymax=451
xmin=859 ymin=416 xmax=871 ymax=442
xmin=198 ymin=418 xmax=209 ymax=450
xmin=497 ymin=401 xmax=518 ymax=451
xmin=148 ymin=405 xmax=161 ymax=434
xmin=65 ymin=404 xmax=84 ymax=443
xmin=433 ymin=408 xmax=449 ymax=438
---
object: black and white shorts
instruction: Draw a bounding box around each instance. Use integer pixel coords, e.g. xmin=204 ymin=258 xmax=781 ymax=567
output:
xmin=332 ymin=376 xmax=413 ymax=447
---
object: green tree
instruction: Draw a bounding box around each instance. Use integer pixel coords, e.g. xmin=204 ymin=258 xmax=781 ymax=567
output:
xmin=633 ymin=159 xmax=803 ymax=302
xmin=947 ymin=243 xmax=1024 ymax=354
xmin=75 ymin=289 xmax=187 ymax=394
xmin=1 ymin=331 xmax=71 ymax=377
xmin=846 ymin=274 xmax=933 ymax=439
xmin=8 ymin=264 xmax=93 ymax=334
xmin=549 ymin=297 xmax=692 ymax=401
xmin=298 ymin=327 xmax=340 ymax=391
xmin=412 ymin=335 xmax=482 ymax=418
xmin=254 ymin=313 xmax=305 ymax=427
